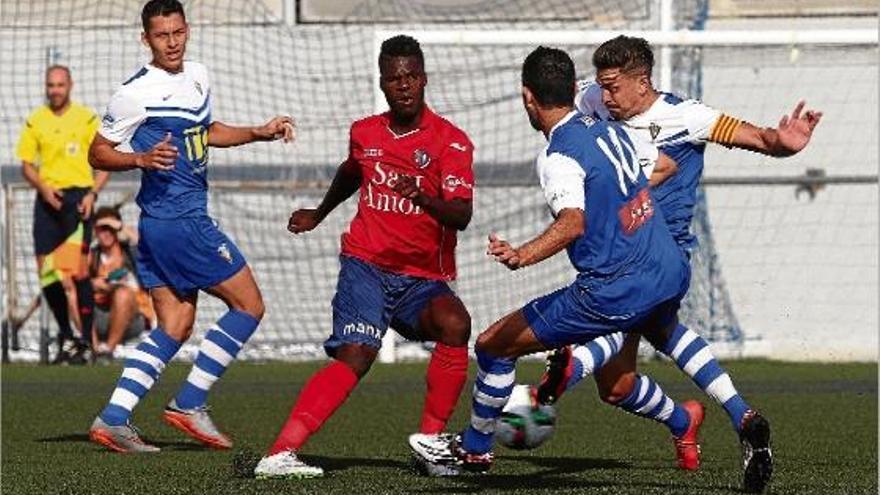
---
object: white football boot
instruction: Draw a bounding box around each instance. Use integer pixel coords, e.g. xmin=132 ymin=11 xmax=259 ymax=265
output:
xmin=254 ymin=450 xmax=324 ymax=479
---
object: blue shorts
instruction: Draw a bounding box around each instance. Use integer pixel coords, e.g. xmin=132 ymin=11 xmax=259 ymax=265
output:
xmin=325 ymin=255 xmax=453 ymax=356
xmin=523 ymin=283 xmax=681 ymax=349
xmin=136 ymin=215 xmax=247 ymax=296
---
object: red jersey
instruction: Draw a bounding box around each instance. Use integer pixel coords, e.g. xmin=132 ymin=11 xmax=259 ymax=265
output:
xmin=340 ymin=107 xmax=474 ymax=280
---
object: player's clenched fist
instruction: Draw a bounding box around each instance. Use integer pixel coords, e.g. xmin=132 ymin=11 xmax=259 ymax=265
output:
xmin=288 ymin=208 xmax=321 ymax=234
xmin=487 ymin=233 xmax=522 ymax=270
xmin=135 ymin=132 xmax=177 ymax=171
xmin=255 ymin=116 xmax=296 ymax=143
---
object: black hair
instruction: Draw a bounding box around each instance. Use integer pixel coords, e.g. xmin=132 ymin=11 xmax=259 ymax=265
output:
xmin=94 ymin=206 xmax=122 ymax=222
xmin=521 ymin=46 xmax=575 ymax=107
xmin=592 ymin=35 xmax=654 ymax=76
xmin=379 ymin=35 xmax=424 ymax=71
xmin=141 ymin=0 xmax=186 ymax=32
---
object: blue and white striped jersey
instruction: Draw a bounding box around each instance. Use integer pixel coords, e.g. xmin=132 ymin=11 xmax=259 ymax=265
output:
xmin=99 ymin=61 xmax=212 ymax=219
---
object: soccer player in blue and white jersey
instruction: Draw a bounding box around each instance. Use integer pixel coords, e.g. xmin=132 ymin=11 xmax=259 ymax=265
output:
xmin=413 ymin=45 xmax=691 ymax=474
xmin=86 ymin=0 xmax=294 ymax=453
xmin=533 ymin=36 xmax=822 ymax=493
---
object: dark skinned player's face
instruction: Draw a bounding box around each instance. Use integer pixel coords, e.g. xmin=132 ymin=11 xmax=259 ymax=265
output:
xmin=380 ymin=56 xmax=426 ymax=122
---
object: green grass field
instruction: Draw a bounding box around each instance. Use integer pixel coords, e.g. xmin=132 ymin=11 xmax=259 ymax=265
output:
xmin=3 ymin=360 xmax=876 ymax=494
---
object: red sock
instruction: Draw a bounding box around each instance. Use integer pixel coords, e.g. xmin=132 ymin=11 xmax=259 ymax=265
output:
xmin=420 ymin=343 xmax=468 ymax=434
xmin=268 ymin=360 xmax=359 ymax=455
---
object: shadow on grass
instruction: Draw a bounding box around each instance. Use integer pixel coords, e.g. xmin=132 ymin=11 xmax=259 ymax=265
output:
xmin=411 ymin=455 xmax=738 ymax=494
xmin=37 ymin=433 xmax=206 ymax=451
xmin=302 ymin=454 xmax=411 ymax=472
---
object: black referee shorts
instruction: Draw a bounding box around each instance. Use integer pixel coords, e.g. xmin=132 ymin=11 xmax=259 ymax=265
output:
xmin=32 ymin=187 xmax=94 ymax=256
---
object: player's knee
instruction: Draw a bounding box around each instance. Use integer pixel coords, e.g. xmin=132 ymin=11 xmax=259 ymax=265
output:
xmin=598 ymin=372 xmax=637 ymax=405
xmin=334 ymin=344 xmax=377 ymax=379
xmin=232 ymin=293 xmax=265 ymax=321
xmin=246 ymin=295 xmax=266 ymax=321
xmin=474 ymin=331 xmax=502 ymax=357
xmin=112 ymin=286 xmax=136 ymax=308
xmin=436 ymin=311 xmax=471 ymax=347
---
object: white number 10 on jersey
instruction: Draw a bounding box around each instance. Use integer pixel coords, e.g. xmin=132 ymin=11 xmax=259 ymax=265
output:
xmin=595 ymin=127 xmax=641 ymax=196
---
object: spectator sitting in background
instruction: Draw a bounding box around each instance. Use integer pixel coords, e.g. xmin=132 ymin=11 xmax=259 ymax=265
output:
xmin=89 ymin=207 xmax=154 ymax=362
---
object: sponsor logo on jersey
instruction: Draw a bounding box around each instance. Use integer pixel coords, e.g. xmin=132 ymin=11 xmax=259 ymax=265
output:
xmin=102 ymin=113 xmax=115 ymax=126
xmin=413 ymin=148 xmax=431 ymax=169
xmin=364 ymin=148 xmax=383 ymax=157
xmin=364 ymin=162 xmax=425 ymax=216
xmin=649 ymin=122 xmax=661 ymax=141
xmin=618 ymin=188 xmax=655 ymax=235
xmin=449 ymin=142 xmax=467 ymax=152
xmin=443 ymin=174 xmax=472 ymax=193
xmin=217 ymin=243 xmax=233 ymax=264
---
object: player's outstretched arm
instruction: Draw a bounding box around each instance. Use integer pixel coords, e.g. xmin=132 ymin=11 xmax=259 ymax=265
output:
xmin=714 ymin=101 xmax=823 ymax=157
xmin=208 ymin=116 xmax=294 ymax=148
xmin=393 ymin=175 xmax=472 ymax=231
xmin=288 ymin=159 xmax=361 ymax=234
xmin=488 ymin=208 xmax=584 ymax=270
xmin=89 ymin=133 xmax=177 ymax=172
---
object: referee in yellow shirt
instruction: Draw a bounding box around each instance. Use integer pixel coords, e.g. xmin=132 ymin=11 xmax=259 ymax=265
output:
xmin=16 ymin=65 xmax=110 ymax=364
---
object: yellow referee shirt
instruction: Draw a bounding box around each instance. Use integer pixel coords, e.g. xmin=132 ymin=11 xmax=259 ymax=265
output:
xmin=16 ymin=102 xmax=98 ymax=190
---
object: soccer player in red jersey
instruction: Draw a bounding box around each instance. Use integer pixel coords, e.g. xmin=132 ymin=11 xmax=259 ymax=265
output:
xmin=254 ymin=35 xmax=474 ymax=479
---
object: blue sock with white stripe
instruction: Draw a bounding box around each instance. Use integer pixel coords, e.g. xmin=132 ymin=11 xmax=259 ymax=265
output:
xmin=616 ymin=374 xmax=690 ymax=437
xmin=566 ymin=333 xmax=625 ymax=391
xmin=174 ymin=310 xmax=259 ymax=410
xmin=462 ymin=350 xmax=516 ymax=455
xmin=99 ymin=328 xmax=181 ymax=426
xmin=663 ymin=324 xmax=750 ymax=431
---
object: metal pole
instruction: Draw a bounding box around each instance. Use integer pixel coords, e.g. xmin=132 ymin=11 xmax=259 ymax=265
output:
xmin=373 ymin=29 xmax=395 ymax=364
xmin=658 ymin=0 xmax=674 ymax=92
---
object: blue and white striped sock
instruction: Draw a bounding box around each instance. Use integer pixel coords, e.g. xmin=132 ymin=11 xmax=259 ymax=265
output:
xmin=663 ymin=324 xmax=750 ymax=431
xmin=99 ymin=328 xmax=181 ymax=426
xmin=617 ymin=374 xmax=690 ymax=437
xmin=462 ymin=350 xmax=516 ymax=455
xmin=567 ymin=332 xmax=625 ymax=391
xmin=174 ymin=310 xmax=259 ymax=410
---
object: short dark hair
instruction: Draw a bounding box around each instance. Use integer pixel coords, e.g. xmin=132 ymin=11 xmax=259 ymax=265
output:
xmin=94 ymin=206 xmax=122 ymax=222
xmin=521 ymin=46 xmax=575 ymax=107
xmin=592 ymin=35 xmax=654 ymax=76
xmin=141 ymin=0 xmax=185 ymax=32
xmin=379 ymin=35 xmax=424 ymax=70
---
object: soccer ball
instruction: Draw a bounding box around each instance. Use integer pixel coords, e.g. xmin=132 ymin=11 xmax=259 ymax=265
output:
xmin=496 ymin=384 xmax=557 ymax=450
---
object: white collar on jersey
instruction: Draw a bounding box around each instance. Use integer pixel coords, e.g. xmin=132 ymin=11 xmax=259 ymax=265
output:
xmin=548 ymin=110 xmax=578 ymax=139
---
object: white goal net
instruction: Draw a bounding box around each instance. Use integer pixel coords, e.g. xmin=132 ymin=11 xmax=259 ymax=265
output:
xmin=2 ymin=1 xmax=876 ymax=362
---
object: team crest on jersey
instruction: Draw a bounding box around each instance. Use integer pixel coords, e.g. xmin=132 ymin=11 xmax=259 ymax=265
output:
xmin=413 ymin=149 xmax=431 ymax=169
xmin=217 ymin=243 xmax=233 ymax=264
xmin=649 ymin=122 xmax=662 ymax=141
xmin=66 ymin=142 xmax=79 ymax=156
xmin=194 ymin=81 xmax=203 ymax=95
